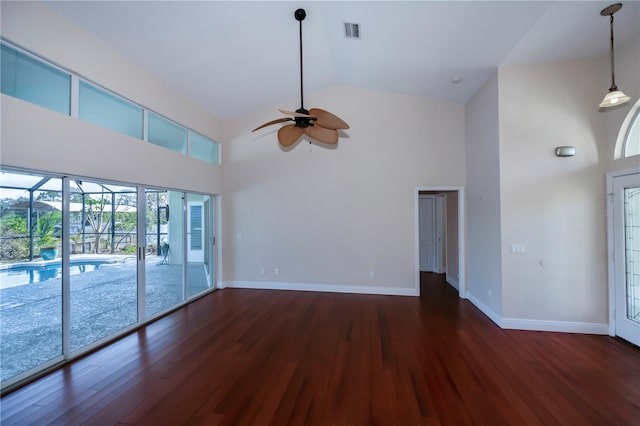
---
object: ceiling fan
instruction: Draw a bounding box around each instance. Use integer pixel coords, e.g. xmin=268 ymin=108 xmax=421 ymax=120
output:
xmin=252 ymin=8 xmax=349 ymax=148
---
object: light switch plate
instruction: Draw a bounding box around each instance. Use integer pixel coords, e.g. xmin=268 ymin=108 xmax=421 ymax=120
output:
xmin=510 ymin=244 xmax=526 ymax=254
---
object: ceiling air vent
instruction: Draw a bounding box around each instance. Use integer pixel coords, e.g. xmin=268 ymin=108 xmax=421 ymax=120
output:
xmin=344 ymin=22 xmax=360 ymax=39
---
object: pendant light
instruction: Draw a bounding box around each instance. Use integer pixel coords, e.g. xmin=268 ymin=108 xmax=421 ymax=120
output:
xmin=599 ymin=3 xmax=630 ymax=108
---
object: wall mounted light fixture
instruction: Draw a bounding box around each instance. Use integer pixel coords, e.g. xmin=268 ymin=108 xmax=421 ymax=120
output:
xmin=599 ymin=3 xmax=631 ymax=108
xmin=555 ymin=146 xmax=576 ymax=157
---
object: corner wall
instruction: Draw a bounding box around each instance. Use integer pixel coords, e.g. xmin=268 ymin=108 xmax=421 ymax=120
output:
xmin=497 ymin=57 xmax=610 ymax=331
xmin=464 ymin=71 xmax=503 ymax=318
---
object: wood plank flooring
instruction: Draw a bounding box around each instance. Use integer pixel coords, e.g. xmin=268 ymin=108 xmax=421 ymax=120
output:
xmin=1 ymin=273 xmax=639 ymax=425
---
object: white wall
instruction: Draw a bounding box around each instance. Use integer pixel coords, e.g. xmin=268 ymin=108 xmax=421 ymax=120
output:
xmin=465 ymin=71 xmax=503 ymax=316
xmin=0 ymin=2 xmax=222 ymax=195
xmin=223 ymin=85 xmax=465 ymax=292
xmin=1 ymin=97 xmax=222 ymax=195
xmin=498 ymin=57 xmax=609 ymax=324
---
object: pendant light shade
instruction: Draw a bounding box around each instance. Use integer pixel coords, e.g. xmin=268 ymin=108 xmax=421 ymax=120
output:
xmin=599 ymin=90 xmax=631 ymax=108
xmin=599 ymin=3 xmax=630 ymax=109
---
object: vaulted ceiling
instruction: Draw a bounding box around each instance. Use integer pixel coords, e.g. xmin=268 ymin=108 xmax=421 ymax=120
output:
xmin=44 ymin=1 xmax=640 ymax=119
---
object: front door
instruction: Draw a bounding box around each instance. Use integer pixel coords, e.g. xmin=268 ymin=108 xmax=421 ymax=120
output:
xmin=612 ymin=172 xmax=640 ymax=346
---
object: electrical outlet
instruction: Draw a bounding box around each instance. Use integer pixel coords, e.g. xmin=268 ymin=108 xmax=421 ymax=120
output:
xmin=260 ymin=267 xmax=265 ymax=275
xmin=274 ymin=268 xmax=279 ymax=275
xmin=369 ymin=270 xmax=375 ymax=278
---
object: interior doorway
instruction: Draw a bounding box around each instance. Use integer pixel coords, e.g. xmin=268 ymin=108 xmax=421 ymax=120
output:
xmin=415 ymin=187 xmax=465 ymax=298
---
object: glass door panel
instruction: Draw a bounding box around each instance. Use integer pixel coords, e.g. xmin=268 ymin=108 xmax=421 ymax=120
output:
xmin=613 ymin=172 xmax=640 ymax=346
xmin=145 ymin=189 xmax=184 ymax=317
xmin=0 ymin=172 xmax=63 ymax=382
xmin=187 ymin=193 xmax=213 ymax=298
xmin=69 ymin=180 xmax=137 ymax=352
xmin=624 ymin=187 xmax=640 ymax=325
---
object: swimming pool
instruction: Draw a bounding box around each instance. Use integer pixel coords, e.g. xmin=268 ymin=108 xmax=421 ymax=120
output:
xmin=0 ymin=259 xmax=120 ymax=289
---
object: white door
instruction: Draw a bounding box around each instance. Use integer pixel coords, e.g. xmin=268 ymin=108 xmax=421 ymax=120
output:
xmin=419 ymin=195 xmax=436 ymax=272
xmin=612 ymin=172 xmax=640 ymax=346
xmin=187 ymin=202 xmax=204 ymax=263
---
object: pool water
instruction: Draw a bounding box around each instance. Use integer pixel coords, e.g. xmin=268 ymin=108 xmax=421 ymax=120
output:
xmin=0 ymin=260 xmax=116 ymax=289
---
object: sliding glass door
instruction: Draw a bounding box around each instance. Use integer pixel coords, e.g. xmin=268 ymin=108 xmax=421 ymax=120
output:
xmin=145 ymin=189 xmax=184 ymax=318
xmin=0 ymin=172 xmax=63 ymax=382
xmin=0 ymin=168 xmax=217 ymax=389
xmin=68 ymin=180 xmax=138 ymax=352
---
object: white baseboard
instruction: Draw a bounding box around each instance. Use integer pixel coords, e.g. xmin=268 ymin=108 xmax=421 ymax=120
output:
xmin=221 ymin=281 xmax=419 ymax=297
xmin=465 ymin=291 xmax=608 ymax=335
xmin=445 ymin=274 xmax=459 ymax=291
xmin=465 ymin=292 xmax=503 ymax=328
xmin=501 ymin=318 xmax=609 ymax=335
xmin=221 ymin=283 xmax=608 ymax=335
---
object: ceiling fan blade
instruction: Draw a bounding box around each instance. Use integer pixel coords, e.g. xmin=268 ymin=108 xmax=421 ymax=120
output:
xmin=252 ymin=117 xmax=293 ymax=132
xmin=304 ymin=125 xmax=338 ymax=145
xmin=309 ymin=108 xmax=349 ymax=130
xmin=278 ymin=109 xmax=313 ymax=118
xmin=278 ymin=124 xmax=305 ymax=147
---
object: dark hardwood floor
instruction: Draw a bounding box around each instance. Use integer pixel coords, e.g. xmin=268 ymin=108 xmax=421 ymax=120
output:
xmin=1 ymin=273 xmax=639 ymax=425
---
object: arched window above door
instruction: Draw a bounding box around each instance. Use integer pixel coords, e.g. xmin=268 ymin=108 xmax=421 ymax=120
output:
xmin=623 ymin=103 xmax=639 ymax=157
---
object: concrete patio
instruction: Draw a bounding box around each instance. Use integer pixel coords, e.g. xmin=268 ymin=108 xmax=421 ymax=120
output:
xmin=0 ymin=256 xmax=211 ymax=382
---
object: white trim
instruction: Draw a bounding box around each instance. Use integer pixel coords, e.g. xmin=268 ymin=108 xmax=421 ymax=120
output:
xmin=222 ymin=281 xmax=419 ymax=297
xmin=446 ymin=274 xmax=459 ymax=290
xmin=62 ymin=178 xmax=71 ymax=357
xmin=436 ymin=193 xmax=446 ymax=273
xmin=415 ymin=186 xmax=465 ymax=298
xmin=607 ymin=173 xmax=616 ymax=336
xmin=466 ymin=291 xmax=503 ymax=328
xmin=501 ymin=318 xmax=609 ymax=335
xmin=215 ymin=195 xmax=222 ymax=290
xmin=458 ymin=189 xmax=466 ymax=299
xmin=614 ymin=99 xmax=640 ymax=159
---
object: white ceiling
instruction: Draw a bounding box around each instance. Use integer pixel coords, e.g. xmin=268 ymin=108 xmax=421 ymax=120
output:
xmin=44 ymin=1 xmax=640 ymax=119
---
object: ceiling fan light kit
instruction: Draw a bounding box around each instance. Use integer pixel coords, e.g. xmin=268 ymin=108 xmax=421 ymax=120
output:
xmin=252 ymin=9 xmax=349 ymax=148
xmin=599 ymin=3 xmax=631 ymax=109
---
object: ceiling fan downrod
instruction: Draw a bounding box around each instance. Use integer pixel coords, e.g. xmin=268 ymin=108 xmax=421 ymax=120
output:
xmin=295 ymin=8 xmax=308 ymax=118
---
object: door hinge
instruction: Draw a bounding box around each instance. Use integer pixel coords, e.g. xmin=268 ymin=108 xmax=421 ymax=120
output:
xmin=612 ymin=250 xmax=615 ymax=262
xmin=212 ymin=236 xmax=216 ymax=246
